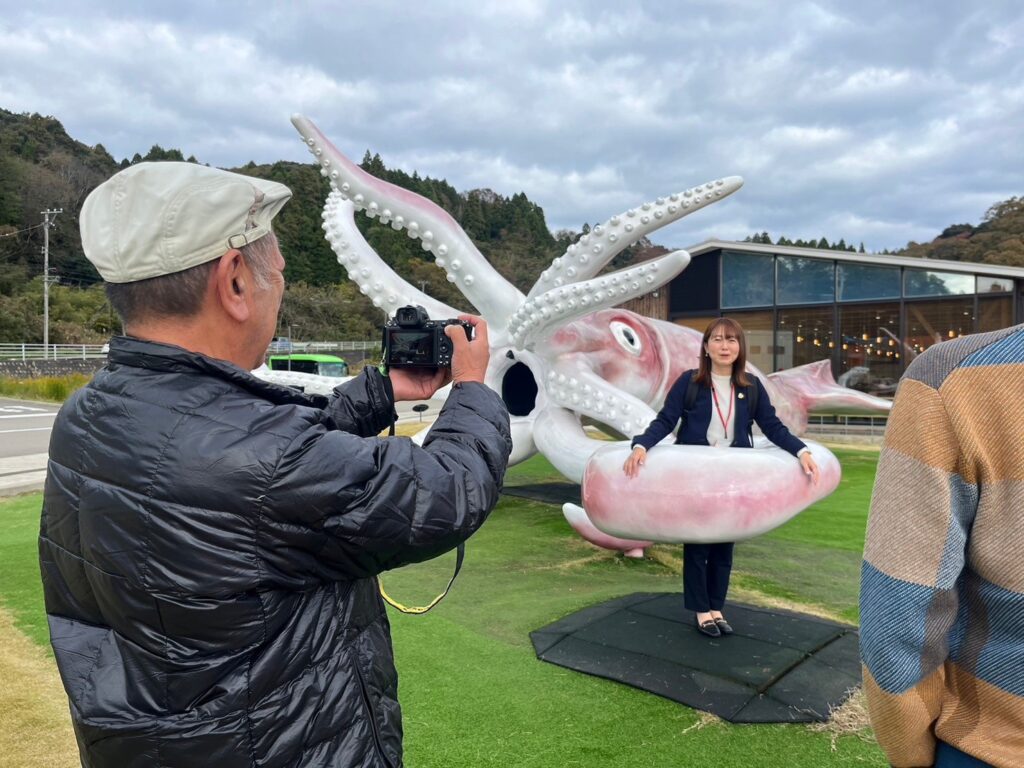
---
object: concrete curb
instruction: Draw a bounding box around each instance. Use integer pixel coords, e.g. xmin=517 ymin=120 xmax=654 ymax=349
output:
xmin=0 ymin=453 xmax=48 ymax=498
xmin=0 ymin=471 xmax=46 ymax=498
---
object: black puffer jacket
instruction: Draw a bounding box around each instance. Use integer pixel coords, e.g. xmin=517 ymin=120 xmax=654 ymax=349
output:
xmin=39 ymin=336 xmax=511 ymax=767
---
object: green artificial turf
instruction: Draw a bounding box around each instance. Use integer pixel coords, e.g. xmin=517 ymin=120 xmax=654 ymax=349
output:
xmin=0 ymin=494 xmax=50 ymax=648
xmin=1 ymin=445 xmax=886 ymax=766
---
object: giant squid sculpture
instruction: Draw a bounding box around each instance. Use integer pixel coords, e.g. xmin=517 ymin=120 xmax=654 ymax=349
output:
xmin=258 ymin=115 xmax=892 ymax=555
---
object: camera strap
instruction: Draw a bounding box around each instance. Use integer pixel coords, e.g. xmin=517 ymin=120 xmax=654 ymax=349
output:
xmin=376 ymin=392 xmax=465 ymax=615
xmin=378 ymin=542 xmax=465 ymax=615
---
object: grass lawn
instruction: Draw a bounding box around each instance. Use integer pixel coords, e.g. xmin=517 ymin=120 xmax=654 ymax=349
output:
xmin=0 ymin=445 xmax=885 ymax=766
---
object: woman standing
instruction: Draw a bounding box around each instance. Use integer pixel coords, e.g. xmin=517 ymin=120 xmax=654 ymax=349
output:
xmin=623 ymin=318 xmax=819 ymax=638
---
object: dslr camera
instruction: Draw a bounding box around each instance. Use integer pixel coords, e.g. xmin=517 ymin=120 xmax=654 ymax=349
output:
xmin=382 ymin=305 xmax=472 ymax=368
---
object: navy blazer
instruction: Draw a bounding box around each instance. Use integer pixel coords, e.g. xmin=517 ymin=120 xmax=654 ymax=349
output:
xmin=631 ymin=370 xmax=806 ymax=457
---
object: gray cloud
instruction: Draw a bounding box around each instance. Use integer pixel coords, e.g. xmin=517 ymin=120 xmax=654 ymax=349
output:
xmin=0 ymin=0 xmax=1020 ymax=251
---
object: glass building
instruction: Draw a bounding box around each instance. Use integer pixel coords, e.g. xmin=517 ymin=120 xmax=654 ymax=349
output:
xmin=655 ymin=241 xmax=1023 ymax=398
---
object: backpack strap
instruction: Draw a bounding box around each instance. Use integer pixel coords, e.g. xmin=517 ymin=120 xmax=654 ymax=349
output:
xmin=747 ymin=377 xmax=759 ymax=415
xmin=742 ymin=377 xmax=760 ymax=443
xmin=683 ymin=369 xmax=699 ymax=411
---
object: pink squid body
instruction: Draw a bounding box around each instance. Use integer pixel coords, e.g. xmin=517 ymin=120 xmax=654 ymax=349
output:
xmin=581 ymin=442 xmax=841 ymax=544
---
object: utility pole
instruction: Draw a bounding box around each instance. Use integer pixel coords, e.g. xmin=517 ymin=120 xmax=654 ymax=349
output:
xmin=41 ymin=208 xmax=63 ymax=359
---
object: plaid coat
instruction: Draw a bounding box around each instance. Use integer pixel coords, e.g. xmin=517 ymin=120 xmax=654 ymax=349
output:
xmin=861 ymin=325 xmax=1024 ymax=767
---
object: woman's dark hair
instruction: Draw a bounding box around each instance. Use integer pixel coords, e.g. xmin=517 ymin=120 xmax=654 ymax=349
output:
xmin=694 ymin=317 xmax=751 ymax=387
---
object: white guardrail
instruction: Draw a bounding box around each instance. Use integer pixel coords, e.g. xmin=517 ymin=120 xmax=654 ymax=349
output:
xmin=805 ymin=414 xmax=889 ymax=438
xmin=0 ymin=343 xmax=108 ymax=360
xmin=0 ymin=341 xmax=382 ymax=361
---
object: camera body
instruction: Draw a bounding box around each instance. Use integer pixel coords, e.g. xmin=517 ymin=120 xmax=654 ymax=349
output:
xmin=382 ymin=305 xmax=472 ymax=368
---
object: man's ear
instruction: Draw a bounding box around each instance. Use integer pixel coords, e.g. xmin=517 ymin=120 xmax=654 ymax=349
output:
xmin=214 ymin=249 xmax=251 ymax=322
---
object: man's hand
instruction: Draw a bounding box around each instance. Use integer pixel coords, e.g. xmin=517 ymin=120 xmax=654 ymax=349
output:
xmin=389 ymin=315 xmax=489 ymax=399
xmin=446 ymin=315 xmax=489 ymax=385
xmin=390 ymin=366 xmax=451 ymax=402
xmin=623 ymin=446 xmax=647 ymax=478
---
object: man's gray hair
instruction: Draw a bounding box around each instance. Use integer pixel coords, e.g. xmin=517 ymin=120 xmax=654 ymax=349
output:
xmin=105 ymin=232 xmax=280 ymax=326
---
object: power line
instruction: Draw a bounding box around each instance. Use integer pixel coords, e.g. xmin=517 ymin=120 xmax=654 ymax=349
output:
xmin=0 ymin=222 xmax=45 ymax=238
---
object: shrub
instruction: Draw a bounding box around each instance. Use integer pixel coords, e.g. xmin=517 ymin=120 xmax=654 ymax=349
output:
xmin=0 ymin=374 xmax=90 ymax=403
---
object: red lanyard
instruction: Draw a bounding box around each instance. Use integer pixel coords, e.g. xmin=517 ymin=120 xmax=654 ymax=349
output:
xmin=711 ymin=381 xmax=734 ymax=440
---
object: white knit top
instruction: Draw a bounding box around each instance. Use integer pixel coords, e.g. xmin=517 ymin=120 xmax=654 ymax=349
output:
xmin=706 ymin=372 xmax=736 ymax=447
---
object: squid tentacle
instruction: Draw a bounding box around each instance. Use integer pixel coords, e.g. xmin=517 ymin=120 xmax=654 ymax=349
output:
xmin=509 ymin=250 xmax=691 ymax=348
xmin=292 ymin=114 xmax=524 ymax=326
xmin=323 ymin=193 xmax=463 ymax=320
xmin=527 ymin=177 xmax=743 ymax=299
xmin=562 ymin=503 xmax=652 ymax=557
xmin=532 ymin=405 xmax=623 ymax=485
xmin=546 ymin=361 xmax=658 ymax=440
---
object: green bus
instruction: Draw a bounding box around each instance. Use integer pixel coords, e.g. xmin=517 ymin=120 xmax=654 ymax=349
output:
xmin=268 ymin=354 xmax=349 ymax=377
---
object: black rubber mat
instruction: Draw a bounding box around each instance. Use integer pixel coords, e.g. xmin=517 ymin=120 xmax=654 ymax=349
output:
xmin=531 ymin=592 xmax=860 ymax=723
xmin=502 ymin=482 xmax=582 ymax=506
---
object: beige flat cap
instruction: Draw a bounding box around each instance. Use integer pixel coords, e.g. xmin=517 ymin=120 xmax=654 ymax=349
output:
xmin=81 ymin=161 xmax=292 ymax=283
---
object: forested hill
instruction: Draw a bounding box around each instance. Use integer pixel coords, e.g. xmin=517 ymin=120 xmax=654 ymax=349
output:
xmin=898 ymin=197 xmax=1024 ymax=266
xmin=0 ymin=108 xmax=578 ymax=304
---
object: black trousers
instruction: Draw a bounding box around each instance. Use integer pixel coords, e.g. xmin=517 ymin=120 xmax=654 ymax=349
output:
xmin=683 ymin=542 xmax=735 ymax=612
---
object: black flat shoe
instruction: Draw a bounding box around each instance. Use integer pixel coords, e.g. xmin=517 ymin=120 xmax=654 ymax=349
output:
xmin=696 ymin=617 xmax=721 ymax=638
xmin=714 ymin=618 xmax=733 ymax=635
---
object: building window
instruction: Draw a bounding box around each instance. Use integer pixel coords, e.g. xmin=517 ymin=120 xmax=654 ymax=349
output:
xmin=837 ymin=263 xmax=901 ymax=301
xmin=721 ymin=251 xmax=773 ymax=308
xmin=670 ymin=251 xmax=720 ymax=313
xmin=978 ymin=295 xmax=1013 ymax=332
xmin=977 ymin=275 xmax=1013 ymax=294
xmin=905 ymin=299 xmax=975 ymax=355
xmin=776 ymin=307 xmax=834 ymax=371
xmin=904 ymin=269 xmax=973 ymax=297
xmin=838 ymin=304 xmax=901 ymax=397
xmin=724 ymin=310 xmax=774 ymax=372
xmin=777 ymin=256 xmax=835 ymax=305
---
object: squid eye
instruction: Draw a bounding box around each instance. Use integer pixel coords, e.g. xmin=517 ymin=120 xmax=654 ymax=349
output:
xmin=610 ymin=321 xmax=642 ymax=356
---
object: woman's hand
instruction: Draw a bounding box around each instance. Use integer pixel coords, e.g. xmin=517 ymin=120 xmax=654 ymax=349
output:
xmin=623 ymin=446 xmax=647 ymax=478
xmin=800 ymin=451 xmax=820 ymax=485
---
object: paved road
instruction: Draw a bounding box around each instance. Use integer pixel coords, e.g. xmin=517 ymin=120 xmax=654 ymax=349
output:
xmin=0 ymin=398 xmax=58 ymax=459
xmin=0 ymin=398 xmax=57 ymax=496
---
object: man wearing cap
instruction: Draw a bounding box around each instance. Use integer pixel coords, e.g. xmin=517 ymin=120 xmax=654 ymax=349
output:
xmin=39 ymin=161 xmax=511 ymax=767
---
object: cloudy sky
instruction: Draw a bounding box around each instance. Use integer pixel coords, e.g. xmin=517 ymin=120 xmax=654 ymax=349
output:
xmin=1 ymin=0 xmax=1021 ymax=251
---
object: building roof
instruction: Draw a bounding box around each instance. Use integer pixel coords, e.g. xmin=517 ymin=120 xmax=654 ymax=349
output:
xmin=685 ymin=239 xmax=1024 ymax=279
